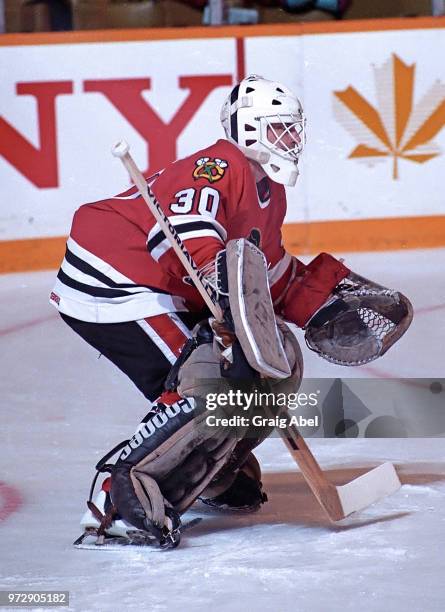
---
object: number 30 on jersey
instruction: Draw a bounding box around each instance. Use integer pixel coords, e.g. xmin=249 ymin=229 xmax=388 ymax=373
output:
xmin=170 ymin=187 xmax=220 ymax=218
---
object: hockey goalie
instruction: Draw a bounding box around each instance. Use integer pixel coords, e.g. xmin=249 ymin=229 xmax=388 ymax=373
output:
xmin=49 ymin=75 xmax=412 ymax=548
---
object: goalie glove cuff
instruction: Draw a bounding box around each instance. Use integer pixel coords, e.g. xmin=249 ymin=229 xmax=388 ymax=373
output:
xmin=281 ymin=252 xmax=350 ymax=327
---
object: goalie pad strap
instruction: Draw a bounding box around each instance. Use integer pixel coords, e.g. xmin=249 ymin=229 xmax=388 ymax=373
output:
xmin=131 ymin=469 xmax=167 ymax=529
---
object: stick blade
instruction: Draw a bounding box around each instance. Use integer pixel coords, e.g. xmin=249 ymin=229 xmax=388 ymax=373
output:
xmin=336 ymin=462 xmax=401 ymax=518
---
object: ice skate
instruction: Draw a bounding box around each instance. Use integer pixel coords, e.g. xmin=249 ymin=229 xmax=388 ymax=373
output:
xmin=74 ymin=477 xmax=165 ymax=549
xmin=74 ymin=476 xmax=201 ymax=550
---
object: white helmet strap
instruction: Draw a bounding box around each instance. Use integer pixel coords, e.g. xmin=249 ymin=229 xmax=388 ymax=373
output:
xmin=237 ymin=145 xmax=299 ymax=187
xmin=236 ymin=145 xmax=270 ymax=165
xmin=230 ymin=96 xmax=253 ymax=113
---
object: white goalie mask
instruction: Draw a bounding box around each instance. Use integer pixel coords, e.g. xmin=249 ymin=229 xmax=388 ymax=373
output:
xmin=220 ymin=75 xmax=306 ymax=186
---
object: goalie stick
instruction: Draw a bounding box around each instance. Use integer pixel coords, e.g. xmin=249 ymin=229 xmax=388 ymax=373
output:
xmin=111 ymin=140 xmax=401 ymax=522
xmin=274 ymin=409 xmax=401 ymax=521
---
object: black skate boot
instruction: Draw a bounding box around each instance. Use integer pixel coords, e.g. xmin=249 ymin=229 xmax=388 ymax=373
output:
xmin=199 ymin=452 xmax=267 ymax=512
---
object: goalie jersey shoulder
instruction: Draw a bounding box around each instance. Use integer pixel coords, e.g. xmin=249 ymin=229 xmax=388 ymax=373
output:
xmin=150 ymin=139 xmax=249 ymax=218
xmin=147 ymin=139 xmax=286 ymax=260
xmin=154 ymin=139 xmax=248 ymax=191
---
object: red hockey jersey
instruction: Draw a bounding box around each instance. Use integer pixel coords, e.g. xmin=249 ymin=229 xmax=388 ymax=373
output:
xmin=50 ymin=140 xmax=293 ymax=323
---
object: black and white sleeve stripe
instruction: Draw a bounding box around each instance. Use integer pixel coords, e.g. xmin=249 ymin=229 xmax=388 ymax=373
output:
xmin=58 ymin=240 xmax=169 ymax=299
xmin=51 ymin=238 xmax=188 ymax=322
xmin=146 ymin=214 xmax=227 ymax=262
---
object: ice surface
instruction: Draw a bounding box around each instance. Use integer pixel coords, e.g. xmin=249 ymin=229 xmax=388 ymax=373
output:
xmin=1 ymin=249 xmax=445 ymax=612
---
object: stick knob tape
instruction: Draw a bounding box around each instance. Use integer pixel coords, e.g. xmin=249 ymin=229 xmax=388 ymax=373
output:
xmin=112 ymin=140 xmax=130 ymax=158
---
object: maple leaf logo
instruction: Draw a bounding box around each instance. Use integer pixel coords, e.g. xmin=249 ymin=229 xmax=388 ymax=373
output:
xmin=334 ymin=54 xmax=445 ymax=179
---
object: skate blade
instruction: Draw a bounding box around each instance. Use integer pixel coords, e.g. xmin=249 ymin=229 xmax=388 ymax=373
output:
xmin=73 ymin=528 xmax=157 ymax=550
xmin=74 ymin=540 xmax=162 ymax=552
xmin=73 ymin=518 xmax=202 ymax=550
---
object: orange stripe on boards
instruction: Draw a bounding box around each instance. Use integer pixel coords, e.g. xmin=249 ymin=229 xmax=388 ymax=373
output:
xmin=1 ymin=215 xmax=445 ymax=274
xmin=0 ymin=17 xmax=444 ymax=47
xmin=281 ymin=215 xmax=445 ymax=255
xmin=0 ymin=236 xmax=66 ymax=274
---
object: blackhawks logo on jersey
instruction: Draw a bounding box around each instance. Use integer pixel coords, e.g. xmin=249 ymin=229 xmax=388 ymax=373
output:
xmin=193 ymin=157 xmax=228 ymax=183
